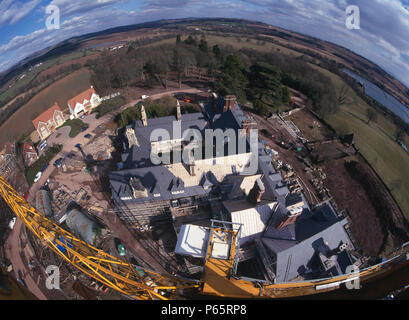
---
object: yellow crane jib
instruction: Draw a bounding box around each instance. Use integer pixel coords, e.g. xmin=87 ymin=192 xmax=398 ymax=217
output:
xmin=0 ymin=175 xmax=199 ymax=300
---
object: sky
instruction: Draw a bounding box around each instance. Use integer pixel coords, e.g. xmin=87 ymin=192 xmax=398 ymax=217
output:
xmin=0 ymin=0 xmax=409 ymax=87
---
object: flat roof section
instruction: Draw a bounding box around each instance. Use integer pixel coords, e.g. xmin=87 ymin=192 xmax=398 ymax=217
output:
xmin=174 ymin=224 xmax=210 ymax=258
xmin=226 ymin=201 xmax=276 ymax=245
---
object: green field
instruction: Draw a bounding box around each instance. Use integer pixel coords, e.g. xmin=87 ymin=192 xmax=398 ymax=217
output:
xmin=0 ymin=50 xmax=95 ymax=103
xmin=311 ymin=65 xmax=409 ymax=220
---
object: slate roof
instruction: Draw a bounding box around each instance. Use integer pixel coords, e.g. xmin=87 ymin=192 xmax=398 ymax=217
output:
xmin=260 ymin=202 xmax=353 ymax=283
xmin=263 ymin=218 xmax=353 ymax=283
xmin=109 ymin=166 xmax=210 ymax=204
xmin=121 ymin=112 xmax=208 ymax=170
xmin=204 ymin=97 xmax=246 ymax=130
xmin=111 ymin=102 xmax=254 ymax=204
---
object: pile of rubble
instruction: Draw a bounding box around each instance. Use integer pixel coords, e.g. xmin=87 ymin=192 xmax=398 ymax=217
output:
xmin=310 ymin=168 xmax=331 ymax=201
xmin=50 ymin=183 xmax=73 ymax=214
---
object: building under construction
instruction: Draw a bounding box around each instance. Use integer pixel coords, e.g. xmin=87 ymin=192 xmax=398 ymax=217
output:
xmin=108 ymin=96 xmax=359 ymax=284
xmin=0 ymin=94 xmax=408 ymax=299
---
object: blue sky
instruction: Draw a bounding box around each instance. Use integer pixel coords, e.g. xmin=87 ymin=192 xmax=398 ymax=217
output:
xmin=1 ymin=0 xmax=409 ymax=87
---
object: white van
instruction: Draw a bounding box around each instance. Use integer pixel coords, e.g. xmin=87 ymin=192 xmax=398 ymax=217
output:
xmin=8 ymin=217 xmax=16 ymax=230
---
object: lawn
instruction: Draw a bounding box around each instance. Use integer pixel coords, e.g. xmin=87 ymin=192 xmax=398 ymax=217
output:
xmin=61 ymin=119 xmax=87 ymax=138
xmin=313 ymin=66 xmax=409 ymax=220
xmin=25 ymin=144 xmax=62 ymax=186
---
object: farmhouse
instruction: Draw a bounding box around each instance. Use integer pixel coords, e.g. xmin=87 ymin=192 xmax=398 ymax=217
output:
xmin=32 ymin=103 xmax=65 ymax=140
xmin=68 ymin=86 xmax=101 ymax=118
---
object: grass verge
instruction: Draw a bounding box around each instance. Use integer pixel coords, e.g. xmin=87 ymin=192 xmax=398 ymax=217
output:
xmin=61 ymin=119 xmax=86 ymax=138
xmin=25 ymin=144 xmax=62 ymax=186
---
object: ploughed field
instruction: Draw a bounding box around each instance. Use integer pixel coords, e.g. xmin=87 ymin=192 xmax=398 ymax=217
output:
xmin=0 ymin=68 xmax=91 ymax=148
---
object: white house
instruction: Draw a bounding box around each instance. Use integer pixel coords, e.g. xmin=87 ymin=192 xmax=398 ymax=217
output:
xmin=32 ymin=103 xmax=65 ymax=140
xmin=68 ymin=86 xmax=101 ymax=118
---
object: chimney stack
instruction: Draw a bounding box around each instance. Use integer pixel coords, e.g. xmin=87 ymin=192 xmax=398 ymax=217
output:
xmin=241 ymin=119 xmax=257 ymax=136
xmin=276 ymin=211 xmax=300 ymax=230
xmin=223 ymin=95 xmax=237 ymax=112
xmin=188 ymin=150 xmax=195 ymax=176
xmin=141 ymin=105 xmax=148 ymax=127
xmin=276 ymin=193 xmax=304 ymax=230
xmin=248 ymin=178 xmax=265 ymax=205
xmin=126 ymin=128 xmax=139 ymax=148
xmin=176 ymin=100 xmax=181 ymax=121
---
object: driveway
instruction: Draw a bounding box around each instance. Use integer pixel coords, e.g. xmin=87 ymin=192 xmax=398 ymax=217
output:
xmin=4 ymin=219 xmax=47 ymax=300
xmin=28 ymin=113 xmax=112 ymax=202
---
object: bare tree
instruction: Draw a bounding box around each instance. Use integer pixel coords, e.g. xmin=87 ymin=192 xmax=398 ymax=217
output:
xmin=338 ymin=85 xmax=350 ymax=105
xmin=366 ymin=108 xmax=377 ymax=124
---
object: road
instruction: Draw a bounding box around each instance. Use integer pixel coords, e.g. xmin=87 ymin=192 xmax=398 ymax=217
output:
xmin=4 ymin=219 xmax=47 ymax=300
xmin=5 ymin=87 xmax=206 ymax=300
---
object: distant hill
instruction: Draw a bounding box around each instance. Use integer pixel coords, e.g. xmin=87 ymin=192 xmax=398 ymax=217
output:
xmin=1 ymin=17 xmax=408 ymax=107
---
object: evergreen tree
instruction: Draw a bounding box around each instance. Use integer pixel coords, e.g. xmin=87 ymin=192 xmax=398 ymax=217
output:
xmin=184 ymin=35 xmax=197 ymax=46
xmin=212 ymin=44 xmax=221 ymax=59
xmin=282 ymin=86 xmax=291 ymax=103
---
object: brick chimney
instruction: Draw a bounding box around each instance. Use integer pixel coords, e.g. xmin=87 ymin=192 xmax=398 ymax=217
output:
xmin=141 ymin=105 xmax=147 ymax=127
xmin=276 ymin=193 xmax=304 ymax=230
xmin=241 ymin=119 xmax=257 ymax=136
xmin=248 ymin=178 xmax=265 ymax=205
xmin=276 ymin=211 xmax=301 ymax=230
xmin=223 ymin=95 xmax=237 ymax=112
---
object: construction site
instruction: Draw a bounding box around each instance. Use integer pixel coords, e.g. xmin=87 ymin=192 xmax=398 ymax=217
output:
xmin=1 ymin=93 xmax=409 ymax=300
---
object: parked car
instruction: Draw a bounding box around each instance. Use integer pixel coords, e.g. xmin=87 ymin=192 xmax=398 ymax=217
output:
xmin=34 ymin=171 xmax=42 ymax=183
xmin=53 ymin=158 xmax=63 ymax=167
xmin=81 ymin=126 xmax=89 ymax=132
xmin=141 ymin=95 xmax=149 ymax=100
xmin=114 ymin=238 xmax=126 ymax=256
xmin=117 ymin=243 xmax=126 ymax=257
xmin=84 ymin=134 xmax=92 ymax=139
xmin=39 ymin=141 xmax=47 ymax=151
xmin=41 ymin=163 xmax=49 ymax=172
xmin=75 ymin=143 xmax=81 ymax=148
xmin=8 ymin=217 xmax=16 ymax=230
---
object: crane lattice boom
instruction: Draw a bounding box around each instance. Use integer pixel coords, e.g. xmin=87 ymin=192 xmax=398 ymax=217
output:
xmin=0 ymin=176 xmax=199 ymax=300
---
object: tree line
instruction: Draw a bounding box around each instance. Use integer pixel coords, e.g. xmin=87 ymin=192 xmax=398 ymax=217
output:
xmin=213 ymin=47 xmax=338 ymax=118
xmin=89 ymin=33 xmax=340 ymax=120
xmin=89 ymin=34 xmax=221 ymax=94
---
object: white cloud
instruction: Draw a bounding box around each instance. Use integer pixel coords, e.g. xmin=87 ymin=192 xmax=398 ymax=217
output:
xmin=0 ymin=0 xmax=41 ymax=27
xmin=0 ymin=0 xmax=409 ymax=87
